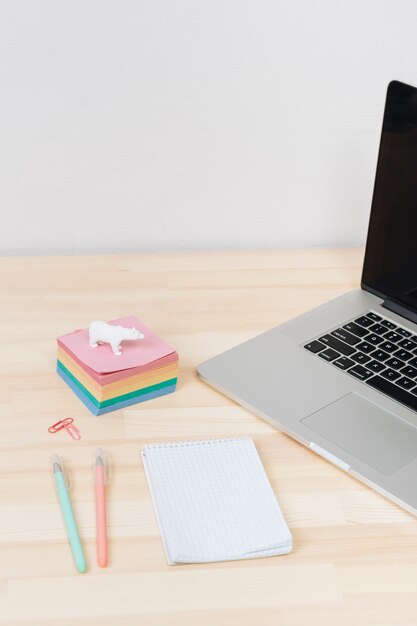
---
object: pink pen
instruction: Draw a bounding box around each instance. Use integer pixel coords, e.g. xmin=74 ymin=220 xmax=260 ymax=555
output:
xmin=94 ymin=448 xmax=109 ymax=567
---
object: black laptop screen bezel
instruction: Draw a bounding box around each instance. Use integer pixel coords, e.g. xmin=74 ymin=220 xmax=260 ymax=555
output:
xmin=361 ymin=79 xmax=417 ymax=313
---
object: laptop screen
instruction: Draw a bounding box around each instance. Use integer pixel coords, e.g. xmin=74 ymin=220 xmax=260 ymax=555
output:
xmin=362 ymin=80 xmax=417 ymax=312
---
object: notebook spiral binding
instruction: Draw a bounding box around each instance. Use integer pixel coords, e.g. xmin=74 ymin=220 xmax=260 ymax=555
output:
xmin=143 ymin=436 xmax=250 ymax=452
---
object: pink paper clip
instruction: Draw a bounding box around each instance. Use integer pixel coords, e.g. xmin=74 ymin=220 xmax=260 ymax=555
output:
xmin=48 ymin=418 xmax=81 ymax=440
xmin=65 ymin=422 xmax=81 ymax=440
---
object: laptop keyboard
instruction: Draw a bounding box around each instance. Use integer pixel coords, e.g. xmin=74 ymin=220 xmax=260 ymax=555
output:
xmin=304 ymin=311 xmax=417 ymax=413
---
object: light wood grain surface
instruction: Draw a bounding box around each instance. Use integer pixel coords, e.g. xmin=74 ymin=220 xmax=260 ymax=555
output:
xmin=2 ymin=248 xmax=417 ymax=626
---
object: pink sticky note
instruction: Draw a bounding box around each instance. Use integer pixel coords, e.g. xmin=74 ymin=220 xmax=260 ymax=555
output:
xmin=58 ymin=316 xmax=176 ymax=375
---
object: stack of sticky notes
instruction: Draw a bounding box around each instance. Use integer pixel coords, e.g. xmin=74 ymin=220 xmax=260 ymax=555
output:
xmin=57 ymin=316 xmax=178 ymax=415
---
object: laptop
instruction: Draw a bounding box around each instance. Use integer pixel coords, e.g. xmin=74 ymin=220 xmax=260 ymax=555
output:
xmin=197 ymin=80 xmax=417 ymax=516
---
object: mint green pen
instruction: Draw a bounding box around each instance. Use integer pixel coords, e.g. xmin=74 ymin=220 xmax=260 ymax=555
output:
xmin=51 ymin=454 xmax=86 ymax=573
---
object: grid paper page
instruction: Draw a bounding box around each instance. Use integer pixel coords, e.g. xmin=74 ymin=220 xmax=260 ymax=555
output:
xmin=142 ymin=437 xmax=292 ymax=564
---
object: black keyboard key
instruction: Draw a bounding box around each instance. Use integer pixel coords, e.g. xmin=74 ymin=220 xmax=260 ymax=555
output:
xmin=383 ymin=331 xmax=402 ymax=343
xmin=409 ymin=357 xmax=417 ymax=368
xmin=367 ymin=312 xmax=382 ymax=322
xmin=356 ymin=341 xmax=375 ymax=354
xmin=365 ymin=333 xmax=384 ymax=346
xmin=318 ymin=334 xmax=355 ymax=356
xmin=342 ymin=322 xmax=369 ymax=338
xmin=379 ymin=341 xmax=397 ymax=353
xmin=381 ymin=368 xmax=401 ymax=381
xmin=397 ymin=328 xmax=412 ymax=338
xmin=409 ymin=336 xmax=417 ymax=345
xmin=318 ymin=348 xmax=340 ymax=362
xmin=352 ymin=352 xmax=372 ymax=365
xmin=368 ymin=323 xmax=388 ymax=336
xmin=333 ymin=356 xmax=355 ymax=370
xmin=367 ymin=375 xmax=417 ymax=412
xmin=348 ymin=365 xmax=374 ymax=381
xmin=304 ymin=340 xmax=326 ymax=354
xmin=400 ymin=365 xmax=417 ymax=378
xmin=385 ymin=357 xmax=406 ymax=370
xmin=367 ymin=359 xmax=386 ymax=373
xmin=393 ymin=349 xmax=413 ymax=361
xmin=381 ymin=319 xmax=397 ymax=330
xmin=331 ymin=328 xmax=361 ymax=346
xmin=372 ymin=349 xmax=390 ymax=362
xmin=397 ymin=377 xmax=416 ymax=390
xmin=398 ymin=339 xmax=415 ymax=350
xmin=355 ymin=316 xmax=375 ymax=328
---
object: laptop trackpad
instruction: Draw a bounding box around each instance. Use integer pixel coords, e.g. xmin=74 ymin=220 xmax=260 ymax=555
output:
xmin=301 ymin=392 xmax=417 ymax=475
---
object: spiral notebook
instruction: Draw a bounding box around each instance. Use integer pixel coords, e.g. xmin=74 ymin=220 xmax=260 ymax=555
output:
xmin=141 ymin=437 xmax=292 ymax=564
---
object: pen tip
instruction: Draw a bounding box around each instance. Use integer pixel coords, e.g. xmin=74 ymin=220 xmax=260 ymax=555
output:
xmin=95 ymin=448 xmax=105 ymax=466
xmin=51 ymin=453 xmax=63 ymax=473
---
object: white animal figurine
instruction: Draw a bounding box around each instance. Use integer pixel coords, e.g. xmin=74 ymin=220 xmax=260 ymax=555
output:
xmin=88 ymin=321 xmax=144 ymax=356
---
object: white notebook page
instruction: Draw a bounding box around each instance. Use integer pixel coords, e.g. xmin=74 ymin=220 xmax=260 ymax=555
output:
xmin=142 ymin=437 xmax=292 ymax=564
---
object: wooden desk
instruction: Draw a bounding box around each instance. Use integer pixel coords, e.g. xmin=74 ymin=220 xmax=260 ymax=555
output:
xmin=2 ymin=248 xmax=417 ymax=626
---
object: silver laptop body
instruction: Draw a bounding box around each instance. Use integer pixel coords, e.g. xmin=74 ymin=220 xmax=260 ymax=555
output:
xmin=197 ymin=80 xmax=417 ymax=516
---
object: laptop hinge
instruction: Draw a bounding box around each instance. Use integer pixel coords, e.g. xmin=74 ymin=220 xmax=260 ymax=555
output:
xmin=382 ymin=297 xmax=417 ymax=326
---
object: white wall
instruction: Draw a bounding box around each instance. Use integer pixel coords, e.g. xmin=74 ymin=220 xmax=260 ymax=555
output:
xmin=1 ymin=0 xmax=417 ymax=256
